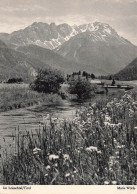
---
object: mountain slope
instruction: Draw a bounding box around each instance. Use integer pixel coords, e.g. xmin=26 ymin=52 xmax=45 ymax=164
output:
xmin=114 ymin=58 xmax=137 ymax=80
xmin=0 ymin=40 xmax=50 ymax=81
xmin=17 ymin=44 xmax=81 ymax=73
xmin=0 ymin=22 xmax=132 ymax=50
xmin=56 ymin=29 xmax=137 ymax=75
xmin=0 ymin=22 xmax=79 ymax=49
xmin=0 ymin=21 xmax=136 ymax=76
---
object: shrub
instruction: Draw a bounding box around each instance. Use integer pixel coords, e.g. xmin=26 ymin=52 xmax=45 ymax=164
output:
xmin=68 ymin=78 xmax=95 ymax=99
xmin=30 ymin=68 xmax=64 ymax=93
xmin=7 ymin=78 xmax=23 ymax=83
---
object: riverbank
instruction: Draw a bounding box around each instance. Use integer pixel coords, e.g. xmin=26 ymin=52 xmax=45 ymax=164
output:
xmin=0 ymin=84 xmax=62 ymax=112
xmin=1 ymin=80 xmax=136 ymax=113
xmin=1 ymin=89 xmax=137 ymax=185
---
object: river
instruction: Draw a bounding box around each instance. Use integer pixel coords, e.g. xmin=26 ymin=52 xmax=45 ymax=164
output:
xmin=0 ymin=98 xmax=98 ymax=149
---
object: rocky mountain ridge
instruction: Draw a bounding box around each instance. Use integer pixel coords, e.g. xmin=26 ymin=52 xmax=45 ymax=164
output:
xmin=0 ymin=22 xmax=131 ymax=50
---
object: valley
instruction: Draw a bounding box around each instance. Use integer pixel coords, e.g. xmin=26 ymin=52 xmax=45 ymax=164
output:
xmin=0 ymin=20 xmax=137 ymax=185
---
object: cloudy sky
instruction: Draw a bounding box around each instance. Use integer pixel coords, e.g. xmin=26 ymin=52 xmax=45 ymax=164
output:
xmin=0 ymin=0 xmax=137 ymax=45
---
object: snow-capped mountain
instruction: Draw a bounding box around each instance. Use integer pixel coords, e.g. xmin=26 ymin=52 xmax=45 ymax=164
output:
xmin=0 ymin=21 xmax=137 ymax=75
xmin=56 ymin=29 xmax=137 ymax=75
xmin=0 ymin=22 xmax=130 ymax=50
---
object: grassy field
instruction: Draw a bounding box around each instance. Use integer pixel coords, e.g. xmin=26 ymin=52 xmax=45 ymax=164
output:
xmin=2 ymin=89 xmax=137 ymax=185
xmin=92 ymin=79 xmax=137 ymax=87
xmin=0 ymin=84 xmax=62 ymax=112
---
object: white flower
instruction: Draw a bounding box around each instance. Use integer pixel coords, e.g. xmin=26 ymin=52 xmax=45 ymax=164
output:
xmin=97 ymin=151 xmax=102 ymax=154
xmin=115 ymin=151 xmax=119 ymax=155
xmin=112 ymin=181 xmax=117 ymax=185
xmin=49 ymin=154 xmax=59 ymax=160
xmin=104 ymin=122 xmax=111 ymax=126
xmin=45 ymin=165 xmax=51 ymax=170
xmin=33 ymin=147 xmax=41 ymax=154
xmin=44 ymin=174 xmax=48 ymax=177
xmin=51 ymin=117 xmax=58 ymax=121
xmin=105 ymin=115 xmax=111 ymax=122
xmin=109 ymin=156 xmax=115 ymax=160
xmin=63 ymin=154 xmax=70 ymax=160
xmin=116 ymin=145 xmax=125 ymax=149
xmin=65 ymin=173 xmax=70 ymax=177
xmin=85 ymin=146 xmax=98 ymax=152
xmin=92 ymin=103 xmax=96 ymax=108
xmin=87 ymin=113 xmax=91 ymax=116
xmin=104 ymin=181 xmax=110 ymax=185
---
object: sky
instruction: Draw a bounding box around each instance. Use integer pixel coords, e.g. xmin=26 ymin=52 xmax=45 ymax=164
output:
xmin=0 ymin=0 xmax=137 ymax=45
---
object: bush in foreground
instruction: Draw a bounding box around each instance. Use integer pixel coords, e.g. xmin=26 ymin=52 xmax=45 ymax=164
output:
xmin=30 ymin=68 xmax=64 ymax=93
xmin=68 ymin=78 xmax=96 ymax=99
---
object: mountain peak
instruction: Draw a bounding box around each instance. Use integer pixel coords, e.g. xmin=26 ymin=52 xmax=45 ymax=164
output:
xmin=0 ymin=21 xmax=133 ymax=50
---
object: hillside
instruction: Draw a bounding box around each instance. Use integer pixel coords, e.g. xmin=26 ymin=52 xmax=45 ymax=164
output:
xmin=0 ymin=21 xmax=137 ymax=76
xmin=0 ymin=40 xmax=50 ymax=82
xmin=17 ymin=44 xmax=81 ymax=73
xmin=114 ymin=58 xmax=137 ymax=80
xmin=56 ymin=28 xmax=137 ymax=75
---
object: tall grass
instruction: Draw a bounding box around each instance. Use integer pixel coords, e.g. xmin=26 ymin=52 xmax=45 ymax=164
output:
xmin=0 ymin=84 xmax=62 ymax=112
xmin=2 ymin=90 xmax=137 ymax=185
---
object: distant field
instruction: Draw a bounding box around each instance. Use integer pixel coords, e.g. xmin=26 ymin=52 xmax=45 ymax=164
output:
xmin=0 ymin=83 xmax=29 ymax=89
xmin=91 ymin=79 xmax=137 ymax=87
xmin=101 ymin=79 xmax=137 ymax=86
xmin=0 ymin=83 xmax=62 ymax=112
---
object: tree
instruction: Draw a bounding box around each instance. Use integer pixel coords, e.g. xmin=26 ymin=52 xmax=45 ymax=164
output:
xmin=91 ymin=73 xmax=95 ymax=79
xmin=68 ymin=78 xmax=95 ymax=99
xmin=111 ymin=79 xmax=116 ymax=86
xmin=30 ymin=68 xmax=64 ymax=93
xmin=109 ymin=75 xmax=112 ymax=80
xmin=78 ymin=71 xmax=81 ymax=75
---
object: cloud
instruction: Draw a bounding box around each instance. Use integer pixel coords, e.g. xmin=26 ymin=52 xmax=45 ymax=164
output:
xmin=0 ymin=0 xmax=136 ymax=45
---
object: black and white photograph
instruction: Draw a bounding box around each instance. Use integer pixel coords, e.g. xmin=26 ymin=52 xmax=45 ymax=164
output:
xmin=0 ymin=0 xmax=137 ymax=191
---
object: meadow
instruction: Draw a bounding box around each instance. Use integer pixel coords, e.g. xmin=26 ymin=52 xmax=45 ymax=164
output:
xmin=0 ymin=84 xmax=62 ymax=112
xmin=1 ymin=89 xmax=137 ymax=185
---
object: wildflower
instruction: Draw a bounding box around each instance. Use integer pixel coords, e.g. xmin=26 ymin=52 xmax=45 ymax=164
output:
xmin=115 ymin=151 xmax=119 ymax=155
xmin=104 ymin=181 xmax=110 ymax=185
xmin=97 ymin=151 xmax=102 ymax=154
xmin=45 ymin=165 xmax=51 ymax=170
xmin=63 ymin=154 xmax=70 ymax=160
xmin=112 ymin=181 xmax=117 ymax=185
xmin=33 ymin=147 xmax=41 ymax=154
xmin=92 ymin=103 xmax=96 ymax=108
xmin=44 ymin=174 xmax=48 ymax=177
xmin=85 ymin=146 xmax=98 ymax=152
xmin=117 ymin=123 xmax=122 ymax=126
xmin=105 ymin=115 xmax=111 ymax=122
xmin=49 ymin=154 xmax=59 ymax=160
xmin=51 ymin=117 xmax=58 ymax=122
xmin=109 ymin=156 xmax=115 ymax=160
xmin=109 ymin=161 xmax=113 ymax=167
xmin=104 ymin=122 xmax=111 ymax=126
xmin=109 ymin=168 xmax=113 ymax=172
xmin=54 ymin=163 xmax=58 ymax=167
xmin=116 ymin=145 xmax=125 ymax=149
xmin=65 ymin=173 xmax=70 ymax=177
